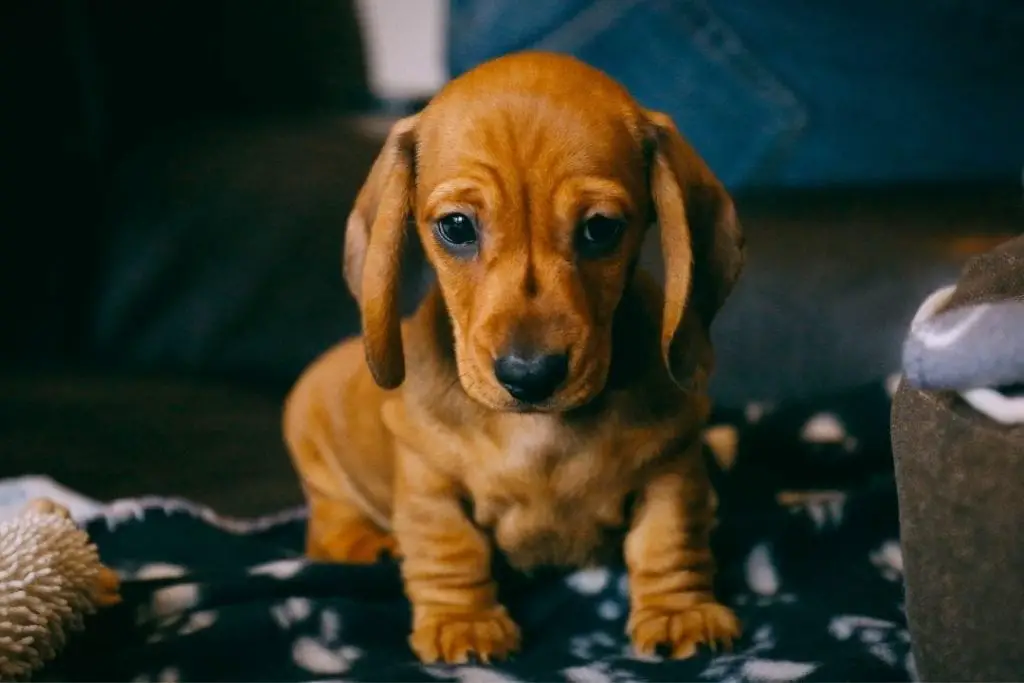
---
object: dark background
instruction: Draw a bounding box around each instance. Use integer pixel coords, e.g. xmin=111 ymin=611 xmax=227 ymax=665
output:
xmin=1 ymin=0 xmax=1020 ymax=514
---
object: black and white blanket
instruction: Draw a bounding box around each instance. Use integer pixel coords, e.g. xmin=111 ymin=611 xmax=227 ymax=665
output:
xmin=45 ymin=378 xmax=913 ymax=682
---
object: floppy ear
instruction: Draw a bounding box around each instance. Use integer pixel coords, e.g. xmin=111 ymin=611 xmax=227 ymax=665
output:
xmin=343 ymin=114 xmax=420 ymax=389
xmin=643 ymin=109 xmax=745 ymax=389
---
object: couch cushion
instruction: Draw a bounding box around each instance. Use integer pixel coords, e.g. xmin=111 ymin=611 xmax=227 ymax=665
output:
xmin=0 ymin=373 xmax=302 ymax=516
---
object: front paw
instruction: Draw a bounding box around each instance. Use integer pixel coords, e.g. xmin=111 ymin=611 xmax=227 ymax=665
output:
xmin=628 ymin=601 xmax=740 ymax=659
xmin=410 ymin=605 xmax=521 ymax=664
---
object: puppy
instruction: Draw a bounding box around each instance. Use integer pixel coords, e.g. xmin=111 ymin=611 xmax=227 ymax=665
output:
xmin=283 ymin=50 xmax=745 ymax=664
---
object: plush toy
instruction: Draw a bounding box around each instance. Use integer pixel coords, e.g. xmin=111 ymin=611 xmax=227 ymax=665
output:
xmin=0 ymin=498 xmax=120 ymax=681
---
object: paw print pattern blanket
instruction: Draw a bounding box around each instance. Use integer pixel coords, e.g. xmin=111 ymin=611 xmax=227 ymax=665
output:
xmin=42 ymin=378 xmax=912 ymax=683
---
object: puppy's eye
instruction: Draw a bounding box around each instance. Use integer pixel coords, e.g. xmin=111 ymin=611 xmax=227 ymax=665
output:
xmin=577 ymin=214 xmax=626 ymax=257
xmin=435 ymin=212 xmax=478 ymax=249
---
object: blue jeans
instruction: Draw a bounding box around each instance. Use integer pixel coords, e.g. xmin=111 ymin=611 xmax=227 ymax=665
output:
xmin=447 ymin=0 xmax=1024 ymax=190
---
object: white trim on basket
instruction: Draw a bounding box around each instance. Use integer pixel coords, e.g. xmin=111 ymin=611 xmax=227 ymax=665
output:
xmin=960 ymin=388 xmax=1024 ymax=426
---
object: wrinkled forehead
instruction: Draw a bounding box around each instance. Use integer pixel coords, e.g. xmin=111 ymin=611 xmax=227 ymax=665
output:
xmin=415 ymin=90 xmax=647 ymax=193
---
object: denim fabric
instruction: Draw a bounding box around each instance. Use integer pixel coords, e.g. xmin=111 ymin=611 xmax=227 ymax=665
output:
xmin=447 ymin=0 xmax=1024 ymax=189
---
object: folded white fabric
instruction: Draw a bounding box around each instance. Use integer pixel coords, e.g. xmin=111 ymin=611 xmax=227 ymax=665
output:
xmin=903 ymin=284 xmax=1024 ymax=425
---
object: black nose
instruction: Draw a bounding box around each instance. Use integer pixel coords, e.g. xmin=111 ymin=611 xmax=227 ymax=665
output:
xmin=493 ymin=352 xmax=569 ymax=403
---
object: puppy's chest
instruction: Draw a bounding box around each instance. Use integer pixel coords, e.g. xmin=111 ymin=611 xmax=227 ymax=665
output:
xmin=465 ymin=426 xmax=633 ymax=569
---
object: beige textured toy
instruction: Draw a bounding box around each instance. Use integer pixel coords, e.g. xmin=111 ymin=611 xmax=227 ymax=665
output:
xmin=0 ymin=498 xmax=120 ymax=681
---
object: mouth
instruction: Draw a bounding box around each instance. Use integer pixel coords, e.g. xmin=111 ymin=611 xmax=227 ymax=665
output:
xmin=459 ymin=353 xmax=606 ymax=413
xmin=506 ymin=397 xmax=568 ymax=414
xmin=502 ymin=378 xmax=603 ymax=414
xmin=508 ymin=402 xmax=545 ymax=414
xmin=462 ymin=382 xmax=588 ymax=414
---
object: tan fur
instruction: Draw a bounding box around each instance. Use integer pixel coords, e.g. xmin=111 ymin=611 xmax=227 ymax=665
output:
xmin=283 ymin=51 xmax=745 ymax=664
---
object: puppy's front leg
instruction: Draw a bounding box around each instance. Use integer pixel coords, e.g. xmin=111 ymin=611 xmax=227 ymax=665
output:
xmin=625 ymin=444 xmax=741 ymax=659
xmin=393 ymin=446 xmax=520 ymax=664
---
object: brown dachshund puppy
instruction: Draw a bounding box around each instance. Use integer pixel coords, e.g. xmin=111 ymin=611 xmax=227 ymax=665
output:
xmin=283 ymin=50 xmax=745 ymax=664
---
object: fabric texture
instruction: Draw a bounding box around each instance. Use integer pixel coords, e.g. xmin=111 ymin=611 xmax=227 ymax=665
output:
xmin=891 ymin=386 xmax=1024 ymax=682
xmin=42 ymin=380 xmax=911 ymax=682
xmin=892 ymin=234 xmax=1024 ymax=682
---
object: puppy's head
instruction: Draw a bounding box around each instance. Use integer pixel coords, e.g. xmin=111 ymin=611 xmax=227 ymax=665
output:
xmin=344 ymin=52 xmax=743 ymax=411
